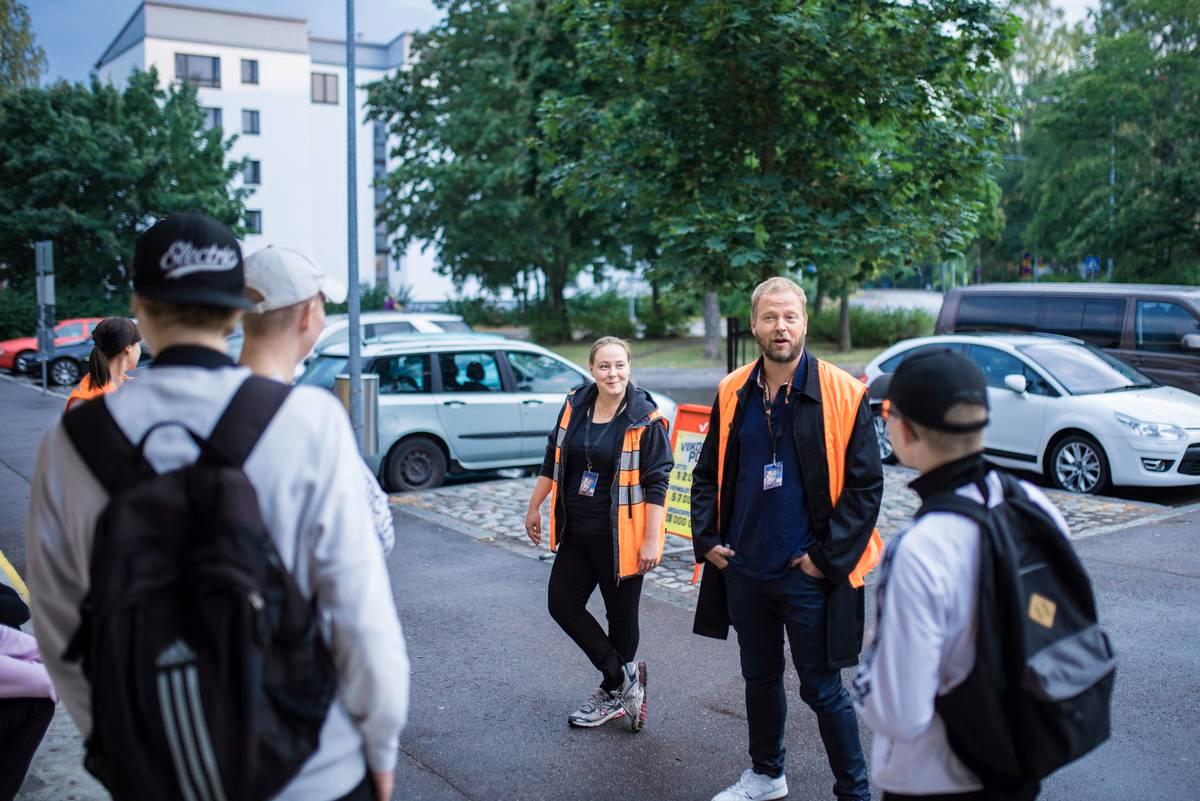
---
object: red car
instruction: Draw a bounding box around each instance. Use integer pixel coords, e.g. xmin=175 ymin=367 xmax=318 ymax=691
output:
xmin=0 ymin=318 xmax=103 ymax=374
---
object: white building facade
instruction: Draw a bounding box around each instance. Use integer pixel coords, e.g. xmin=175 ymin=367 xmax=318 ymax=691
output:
xmin=95 ymin=1 xmax=455 ymax=301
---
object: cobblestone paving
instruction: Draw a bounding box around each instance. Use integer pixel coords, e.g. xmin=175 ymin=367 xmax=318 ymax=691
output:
xmin=391 ymin=467 xmax=1166 ymax=606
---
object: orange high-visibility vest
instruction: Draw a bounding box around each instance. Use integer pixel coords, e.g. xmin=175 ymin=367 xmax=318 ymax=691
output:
xmin=715 ymin=360 xmax=883 ymax=588
xmin=548 ymin=395 xmax=669 ymax=580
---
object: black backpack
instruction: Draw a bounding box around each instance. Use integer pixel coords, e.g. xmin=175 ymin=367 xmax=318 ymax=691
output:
xmin=915 ymin=471 xmax=1116 ymax=790
xmin=61 ymin=377 xmax=337 ymax=801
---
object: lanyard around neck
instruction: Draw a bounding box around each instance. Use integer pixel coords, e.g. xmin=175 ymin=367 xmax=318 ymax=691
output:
xmin=760 ymin=366 xmax=798 ymax=463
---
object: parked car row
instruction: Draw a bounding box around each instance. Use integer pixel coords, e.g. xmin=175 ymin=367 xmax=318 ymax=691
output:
xmin=0 ymin=318 xmax=104 ymax=382
xmin=298 ymin=334 xmax=677 ymax=492
xmin=864 ymin=332 xmax=1200 ymax=495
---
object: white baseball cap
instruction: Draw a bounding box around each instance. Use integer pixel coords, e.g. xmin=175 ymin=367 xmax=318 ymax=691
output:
xmin=243 ymin=246 xmax=348 ymax=312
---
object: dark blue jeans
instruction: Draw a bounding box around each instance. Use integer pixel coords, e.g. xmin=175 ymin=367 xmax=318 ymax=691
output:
xmin=725 ymin=566 xmax=870 ymax=801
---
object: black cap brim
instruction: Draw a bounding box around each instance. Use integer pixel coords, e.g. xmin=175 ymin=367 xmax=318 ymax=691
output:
xmin=135 ymin=284 xmax=254 ymax=311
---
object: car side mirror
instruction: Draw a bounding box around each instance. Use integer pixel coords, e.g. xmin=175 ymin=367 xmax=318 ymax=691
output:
xmin=1004 ymin=374 xmax=1028 ymax=394
xmin=1182 ymin=333 xmax=1200 ymax=352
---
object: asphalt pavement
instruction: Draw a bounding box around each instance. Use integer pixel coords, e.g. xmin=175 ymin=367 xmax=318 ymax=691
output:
xmin=1 ymin=374 xmax=1199 ymax=800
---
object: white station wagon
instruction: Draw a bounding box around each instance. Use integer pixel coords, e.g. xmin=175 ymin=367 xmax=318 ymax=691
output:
xmin=863 ymin=333 xmax=1200 ymax=494
xmin=299 ymin=335 xmax=678 ymax=491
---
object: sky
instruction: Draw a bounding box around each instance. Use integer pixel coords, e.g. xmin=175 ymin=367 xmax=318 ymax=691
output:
xmin=31 ymin=0 xmax=1100 ymax=85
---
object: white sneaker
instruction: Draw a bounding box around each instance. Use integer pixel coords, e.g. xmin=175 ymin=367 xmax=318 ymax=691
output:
xmin=618 ymin=661 xmax=647 ymax=733
xmin=711 ymin=768 xmax=788 ymax=801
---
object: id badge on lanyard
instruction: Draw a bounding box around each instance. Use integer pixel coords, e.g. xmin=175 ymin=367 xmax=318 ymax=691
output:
xmin=579 ymin=471 xmax=599 ymax=497
xmin=762 ymin=376 xmax=788 ymax=491
xmin=763 ymin=461 xmax=783 ymax=490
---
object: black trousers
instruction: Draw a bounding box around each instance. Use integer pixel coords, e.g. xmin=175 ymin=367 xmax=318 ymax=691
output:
xmin=0 ymin=697 xmax=54 ymax=801
xmin=332 ymin=775 xmax=374 ymax=801
xmin=883 ymin=786 xmax=1039 ymax=801
xmin=0 ymin=585 xmax=29 ymax=629
xmin=547 ymin=529 xmax=644 ymax=691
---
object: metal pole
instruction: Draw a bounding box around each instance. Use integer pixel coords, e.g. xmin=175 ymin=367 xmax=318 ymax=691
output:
xmin=345 ymin=0 xmax=364 ymax=451
xmin=1107 ymin=117 xmax=1115 ymax=282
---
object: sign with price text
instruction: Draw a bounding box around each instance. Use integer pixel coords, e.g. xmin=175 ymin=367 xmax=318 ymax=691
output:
xmin=664 ymin=404 xmax=714 ymax=540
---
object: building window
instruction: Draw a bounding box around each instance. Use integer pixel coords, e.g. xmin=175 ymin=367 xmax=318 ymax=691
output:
xmin=241 ymin=59 xmax=258 ymax=84
xmin=245 ymin=210 xmax=262 ymax=234
xmin=243 ymin=160 xmax=261 ymax=185
xmin=311 ymin=72 xmax=338 ymax=104
xmin=175 ymin=53 xmax=220 ymax=88
xmin=201 ymin=107 xmax=222 ymax=131
xmin=242 ymin=109 xmax=260 ymax=134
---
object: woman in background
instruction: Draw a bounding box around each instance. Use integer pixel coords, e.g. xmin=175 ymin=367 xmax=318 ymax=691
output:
xmin=64 ymin=318 xmax=142 ymax=412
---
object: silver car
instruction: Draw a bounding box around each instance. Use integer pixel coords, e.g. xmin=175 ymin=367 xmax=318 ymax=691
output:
xmin=298 ymin=335 xmax=678 ymax=490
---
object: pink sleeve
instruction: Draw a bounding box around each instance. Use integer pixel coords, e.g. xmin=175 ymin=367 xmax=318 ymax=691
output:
xmin=0 ymin=625 xmax=41 ymax=661
xmin=0 ymin=626 xmax=58 ymax=701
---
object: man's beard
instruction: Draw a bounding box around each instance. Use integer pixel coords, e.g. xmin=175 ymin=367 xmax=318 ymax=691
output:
xmin=755 ymin=330 xmax=803 ymax=364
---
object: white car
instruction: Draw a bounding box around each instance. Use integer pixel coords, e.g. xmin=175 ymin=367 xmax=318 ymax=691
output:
xmin=299 ymin=335 xmax=678 ymax=490
xmin=294 ymin=311 xmax=474 ymax=379
xmin=862 ymin=333 xmax=1200 ymax=494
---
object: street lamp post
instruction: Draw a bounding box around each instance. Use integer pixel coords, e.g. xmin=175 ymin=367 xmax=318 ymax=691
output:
xmin=1107 ymin=116 xmax=1115 ymax=282
xmin=345 ymin=0 xmax=364 ymax=451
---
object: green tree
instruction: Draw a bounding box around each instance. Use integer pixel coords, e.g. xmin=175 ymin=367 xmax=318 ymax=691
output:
xmin=1019 ymin=0 xmax=1200 ymax=281
xmin=0 ymin=68 xmax=249 ymax=292
xmin=544 ymin=0 xmax=1017 ymax=351
xmin=366 ymin=0 xmax=624 ymax=333
xmin=0 ymin=0 xmax=44 ymax=91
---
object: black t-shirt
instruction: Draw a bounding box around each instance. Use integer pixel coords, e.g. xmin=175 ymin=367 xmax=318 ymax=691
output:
xmin=562 ymin=411 xmax=623 ymax=542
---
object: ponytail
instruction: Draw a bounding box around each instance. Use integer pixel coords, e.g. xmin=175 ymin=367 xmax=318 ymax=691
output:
xmin=87 ymin=317 xmax=142 ymax=390
xmin=87 ymin=346 xmax=113 ymax=389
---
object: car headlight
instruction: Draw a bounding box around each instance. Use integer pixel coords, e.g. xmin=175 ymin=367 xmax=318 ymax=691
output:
xmin=1114 ymin=412 xmax=1188 ymax=441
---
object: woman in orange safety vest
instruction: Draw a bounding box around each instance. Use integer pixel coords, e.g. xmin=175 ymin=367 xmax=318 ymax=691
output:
xmin=524 ymin=336 xmax=673 ymax=733
xmin=64 ymin=318 xmax=142 ymax=412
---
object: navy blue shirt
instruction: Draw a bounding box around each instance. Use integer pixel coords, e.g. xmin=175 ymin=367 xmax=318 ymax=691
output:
xmin=726 ymin=354 xmax=816 ymax=580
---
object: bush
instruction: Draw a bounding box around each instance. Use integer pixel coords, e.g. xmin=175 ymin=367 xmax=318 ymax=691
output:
xmin=324 ymin=283 xmax=390 ymax=315
xmin=568 ymin=290 xmax=637 ymax=341
xmin=808 ymin=306 xmax=934 ymax=348
xmin=446 ymin=297 xmax=521 ymax=328
xmin=0 ymin=285 xmax=134 ymax=341
xmin=636 ymin=293 xmax=696 ymax=339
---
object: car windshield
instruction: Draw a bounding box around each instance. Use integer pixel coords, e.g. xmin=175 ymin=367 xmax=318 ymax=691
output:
xmin=1018 ymin=343 xmax=1155 ymax=395
xmin=298 ymin=356 xmax=349 ymax=390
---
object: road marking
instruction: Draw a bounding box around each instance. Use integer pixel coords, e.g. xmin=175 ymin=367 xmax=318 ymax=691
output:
xmin=0 ymin=370 xmax=69 ymax=399
xmin=0 ymin=548 xmax=29 ymax=601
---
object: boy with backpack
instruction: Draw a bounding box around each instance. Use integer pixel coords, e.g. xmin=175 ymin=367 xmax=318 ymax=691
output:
xmin=238 ymin=245 xmax=394 ymax=557
xmin=853 ymin=349 xmax=1115 ymax=801
xmin=27 ymin=213 xmax=409 ymax=801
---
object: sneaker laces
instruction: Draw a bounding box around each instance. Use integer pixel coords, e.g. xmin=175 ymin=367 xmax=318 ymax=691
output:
xmin=579 ymin=687 xmax=610 ymax=714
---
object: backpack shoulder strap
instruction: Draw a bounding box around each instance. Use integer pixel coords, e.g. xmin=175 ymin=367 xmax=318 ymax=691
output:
xmin=915 ymin=490 xmax=991 ymax=526
xmin=62 ymin=398 xmax=152 ymax=496
xmin=204 ymin=375 xmax=293 ymax=469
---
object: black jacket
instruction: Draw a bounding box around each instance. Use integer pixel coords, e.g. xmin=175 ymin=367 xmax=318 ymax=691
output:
xmin=690 ymin=355 xmax=884 ymax=669
xmin=540 ymin=382 xmax=673 ymax=545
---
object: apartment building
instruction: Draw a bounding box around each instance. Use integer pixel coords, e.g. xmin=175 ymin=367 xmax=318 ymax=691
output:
xmin=95 ymin=1 xmax=452 ymax=300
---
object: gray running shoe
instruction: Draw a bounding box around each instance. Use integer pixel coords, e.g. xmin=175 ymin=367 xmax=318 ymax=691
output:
xmin=619 ymin=661 xmax=647 ymax=733
xmin=567 ymin=687 xmax=626 ymax=728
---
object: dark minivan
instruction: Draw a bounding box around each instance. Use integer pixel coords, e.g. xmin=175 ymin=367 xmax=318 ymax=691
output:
xmin=936 ymin=284 xmax=1200 ymax=395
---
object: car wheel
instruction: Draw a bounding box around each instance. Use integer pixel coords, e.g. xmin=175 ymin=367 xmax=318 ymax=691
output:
xmin=1048 ymin=434 xmax=1110 ymax=495
xmin=384 ymin=436 xmax=447 ymax=491
xmin=873 ymin=412 xmax=896 ymax=465
xmin=51 ymin=357 xmax=82 ymax=387
xmin=12 ymin=350 xmax=34 ymax=374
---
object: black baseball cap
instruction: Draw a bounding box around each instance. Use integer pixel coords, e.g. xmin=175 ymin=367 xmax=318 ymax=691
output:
xmin=872 ymin=349 xmax=990 ymax=433
xmin=132 ymin=213 xmax=252 ymax=310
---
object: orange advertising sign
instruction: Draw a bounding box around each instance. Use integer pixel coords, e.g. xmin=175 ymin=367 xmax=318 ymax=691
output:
xmin=664 ymin=404 xmax=714 ymax=541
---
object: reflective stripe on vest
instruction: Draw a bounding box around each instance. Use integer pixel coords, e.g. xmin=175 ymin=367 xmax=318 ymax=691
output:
xmin=715 ymin=360 xmax=883 ymax=588
xmin=548 ymin=396 xmax=667 ymax=579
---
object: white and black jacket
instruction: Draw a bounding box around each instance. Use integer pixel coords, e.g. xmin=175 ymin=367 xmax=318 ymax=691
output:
xmin=26 ymin=346 xmax=409 ymax=801
xmin=852 ymin=454 xmax=1070 ymax=795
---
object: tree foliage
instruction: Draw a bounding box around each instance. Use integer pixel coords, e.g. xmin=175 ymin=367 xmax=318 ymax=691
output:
xmin=0 ymin=0 xmax=44 ymax=92
xmin=0 ymin=68 xmax=249 ymax=292
xmin=542 ymin=0 xmax=1017 ymax=347
xmin=366 ymin=0 xmax=623 ymax=327
xmin=1017 ymin=0 xmax=1200 ymax=281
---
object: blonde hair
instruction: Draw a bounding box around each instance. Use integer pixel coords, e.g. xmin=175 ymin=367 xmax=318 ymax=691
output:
xmin=751 ymin=276 xmax=808 ymax=318
xmin=588 ymin=336 xmax=632 ymax=365
xmin=902 ymin=403 xmax=988 ymax=457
